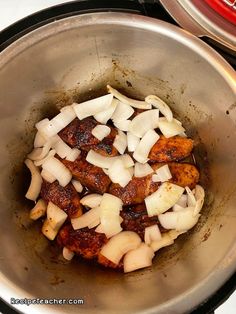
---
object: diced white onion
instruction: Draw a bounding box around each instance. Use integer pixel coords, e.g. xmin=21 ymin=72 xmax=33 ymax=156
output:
xmin=80 ymin=194 xmax=102 ymax=208
xmin=47 ymin=201 xmax=68 ymax=230
xmin=63 ymin=247 xmax=75 ymax=261
xmin=185 ymin=187 xmax=197 ymax=207
xmin=41 ymin=169 xmax=56 ymax=183
xmin=94 ymin=98 xmax=118 ymax=124
xmin=25 ymin=159 xmax=42 ymax=201
xmin=100 ymin=231 xmax=141 ymax=264
xmin=123 ymin=243 xmax=154 ymax=273
xmin=107 ymin=85 xmax=151 ymax=110
xmin=152 ymin=164 xmax=172 ymax=182
xmin=159 ymin=119 xmax=185 ymax=138
xmin=86 ymin=150 xmax=133 ymax=169
xmin=129 ymin=109 xmax=159 ymax=138
xmin=59 ymin=105 xmax=76 ymax=120
xmin=113 ymin=130 xmax=127 ymax=154
xmin=91 ymin=125 xmax=111 ymax=141
xmin=150 ymin=233 xmax=174 ymax=252
xmin=34 ymin=149 xmax=56 ymax=167
xmin=108 ymin=159 xmax=132 ymax=187
xmin=71 ymin=179 xmax=83 ymax=193
xmin=114 ymin=119 xmax=131 ymax=132
xmin=27 ymin=141 xmax=51 ymax=161
xmin=144 ymin=225 xmax=162 ymax=245
xmin=42 ymin=219 xmax=58 ymax=240
xmin=71 ymin=207 xmax=101 ymax=230
xmin=102 ymin=168 xmax=109 ymax=175
xmin=134 ymin=162 xmax=153 ymax=178
xmin=172 ymin=204 xmax=185 ymax=212
xmin=111 ymin=101 xmax=134 ymax=121
xmin=88 ymin=218 xmax=100 ymax=229
xmin=127 ymin=132 xmax=140 ymax=152
xmin=65 ymin=148 xmax=81 ymax=162
xmin=34 ymin=131 xmax=47 ymax=148
xmin=73 ymin=94 xmax=113 ymax=120
xmin=145 ymin=95 xmax=173 ymax=122
xmin=29 ymin=199 xmax=47 ymax=220
xmin=98 ymin=193 xmax=123 ymax=238
xmin=42 ymin=156 xmax=72 ymax=187
xmin=145 ymin=182 xmax=184 ymax=217
xmin=193 ymin=185 xmax=205 ymax=216
xmin=133 ymin=130 xmax=160 ymax=164
xmin=51 ymin=135 xmax=72 ymax=159
xmin=158 ymin=208 xmax=200 ymax=232
xmin=175 ymin=194 xmax=188 ymax=208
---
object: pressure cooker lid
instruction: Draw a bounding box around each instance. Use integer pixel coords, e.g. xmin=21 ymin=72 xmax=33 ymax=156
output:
xmin=160 ymin=0 xmax=236 ymax=52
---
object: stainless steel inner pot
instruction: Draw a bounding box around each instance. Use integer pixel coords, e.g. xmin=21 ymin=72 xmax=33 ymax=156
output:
xmin=0 ymin=12 xmax=235 ymax=314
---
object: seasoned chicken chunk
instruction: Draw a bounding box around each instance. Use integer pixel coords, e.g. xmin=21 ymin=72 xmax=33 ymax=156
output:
xmin=149 ymin=135 xmax=194 ymax=162
xmin=59 ymin=117 xmax=118 ymax=156
xmin=109 ymin=162 xmax=199 ymax=205
xmin=61 ymin=156 xmax=111 ymax=194
xmin=40 ymin=180 xmax=82 ymax=218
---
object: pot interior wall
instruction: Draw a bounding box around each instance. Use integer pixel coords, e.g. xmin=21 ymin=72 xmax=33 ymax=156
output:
xmin=0 ymin=13 xmax=235 ymax=314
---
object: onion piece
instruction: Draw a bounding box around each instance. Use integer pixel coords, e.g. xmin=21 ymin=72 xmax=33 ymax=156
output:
xmin=111 ymin=101 xmax=134 ymax=121
xmin=145 ymin=182 xmax=184 ymax=217
xmin=88 ymin=218 xmax=100 ymax=229
xmin=51 ymin=136 xmax=72 ymax=159
xmin=144 ymin=225 xmax=162 ymax=245
xmin=42 ymin=156 xmax=72 ymax=187
xmin=94 ymin=98 xmax=118 ymax=124
xmin=185 ymin=187 xmax=196 ymax=207
xmin=193 ymin=185 xmax=205 ymax=216
xmin=92 ymin=125 xmax=111 ymax=141
xmin=59 ymin=105 xmax=76 ymax=120
xmin=86 ymin=150 xmax=133 ymax=169
xmin=80 ymin=194 xmax=102 ymax=208
xmin=73 ymin=94 xmax=113 ymax=120
xmin=34 ymin=149 xmax=56 ymax=167
xmin=98 ymin=193 xmax=123 ymax=238
xmin=100 ymin=231 xmax=141 ymax=264
xmin=65 ymin=148 xmax=81 ymax=162
xmin=29 ymin=199 xmax=47 ymax=220
xmin=172 ymin=204 xmax=185 ymax=212
xmin=129 ymin=109 xmax=159 ymax=138
xmin=133 ymin=130 xmax=160 ymax=164
xmin=113 ymin=130 xmax=127 ymax=154
xmin=120 ymin=154 xmax=134 ymax=168
xmin=114 ymin=119 xmax=131 ymax=132
xmin=71 ymin=207 xmax=101 ymax=230
xmin=41 ymin=169 xmax=56 ymax=183
xmin=24 ymin=159 xmax=42 ymax=201
xmin=63 ymin=247 xmax=75 ymax=261
xmin=175 ymin=194 xmax=188 ymax=208
xmin=107 ymin=85 xmax=151 ymax=110
xmin=145 ymin=95 xmax=173 ymax=122
xmin=71 ymin=179 xmax=83 ymax=193
xmin=134 ymin=162 xmax=153 ymax=178
xmin=150 ymin=233 xmax=174 ymax=252
xmin=34 ymin=131 xmax=47 ymax=148
xmin=152 ymin=164 xmax=172 ymax=182
xmin=123 ymin=243 xmax=154 ymax=273
xmin=127 ymin=132 xmax=140 ymax=152
xmin=108 ymin=159 xmax=132 ymax=187
xmin=159 ymin=119 xmax=185 ymax=138
xmin=42 ymin=219 xmax=58 ymax=241
xmin=158 ymin=208 xmax=200 ymax=232
xmin=47 ymin=201 xmax=68 ymax=230
xmin=27 ymin=141 xmax=52 ymax=161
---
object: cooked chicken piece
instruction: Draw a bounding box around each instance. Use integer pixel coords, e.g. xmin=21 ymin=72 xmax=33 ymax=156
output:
xmin=121 ymin=204 xmax=166 ymax=239
xmin=149 ymin=135 xmax=194 ymax=162
xmin=57 ymin=224 xmax=108 ymax=259
xmin=59 ymin=117 xmax=118 ymax=156
xmin=40 ymin=180 xmax=82 ymax=218
xmin=61 ymin=156 xmax=111 ymax=194
xmin=109 ymin=162 xmax=199 ymax=205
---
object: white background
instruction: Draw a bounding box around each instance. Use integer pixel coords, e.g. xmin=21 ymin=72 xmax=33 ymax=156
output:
xmin=0 ymin=0 xmax=235 ymax=313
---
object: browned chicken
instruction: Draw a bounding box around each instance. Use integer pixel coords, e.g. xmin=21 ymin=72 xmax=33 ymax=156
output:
xmin=61 ymin=156 xmax=111 ymax=194
xmin=149 ymin=135 xmax=194 ymax=162
xmin=59 ymin=117 xmax=118 ymax=157
xmin=40 ymin=180 xmax=82 ymax=218
xmin=109 ymin=162 xmax=199 ymax=205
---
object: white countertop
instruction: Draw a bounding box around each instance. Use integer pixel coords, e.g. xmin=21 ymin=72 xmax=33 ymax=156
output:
xmin=0 ymin=1 xmax=235 ymax=313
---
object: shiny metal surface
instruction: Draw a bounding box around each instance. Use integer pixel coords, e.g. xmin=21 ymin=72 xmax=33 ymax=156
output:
xmin=160 ymin=0 xmax=236 ymax=51
xmin=0 ymin=12 xmax=235 ymax=314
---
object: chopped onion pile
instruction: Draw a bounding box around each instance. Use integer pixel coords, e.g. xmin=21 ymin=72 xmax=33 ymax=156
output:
xmin=25 ymin=85 xmax=205 ymax=274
